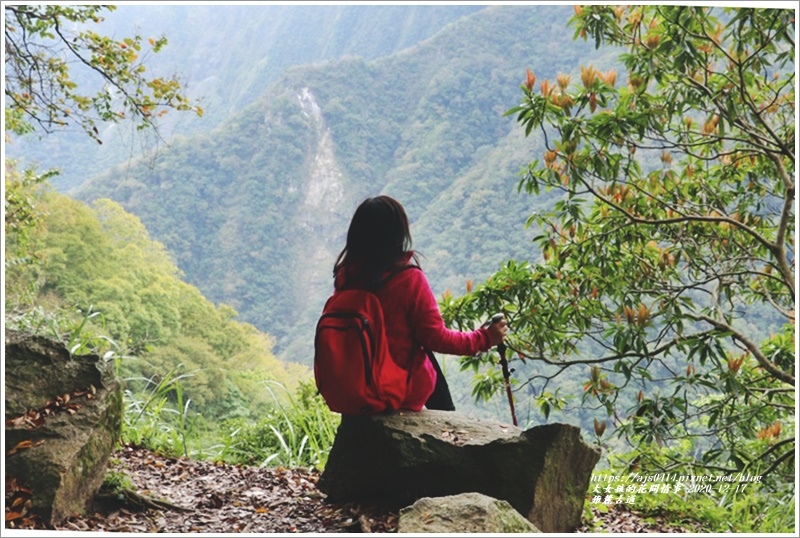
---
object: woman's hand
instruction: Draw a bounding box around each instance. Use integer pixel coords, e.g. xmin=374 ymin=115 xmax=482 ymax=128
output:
xmin=487 ymin=317 xmax=508 ymax=347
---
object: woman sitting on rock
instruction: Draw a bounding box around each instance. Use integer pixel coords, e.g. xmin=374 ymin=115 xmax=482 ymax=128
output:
xmin=329 ymin=195 xmax=507 ymax=412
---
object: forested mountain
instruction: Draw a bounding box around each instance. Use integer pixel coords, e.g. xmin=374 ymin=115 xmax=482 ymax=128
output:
xmin=4 ymin=175 xmax=306 ymax=422
xmin=7 ymin=4 xmax=484 ymax=191
xmin=7 ymin=6 xmax=794 ymax=530
xmin=73 ymin=5 xmax=615 ymax=366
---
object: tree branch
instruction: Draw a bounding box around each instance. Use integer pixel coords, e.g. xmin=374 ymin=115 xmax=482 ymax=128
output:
xmin=570 ymin=167 xmax=780 ymax=255
xmin=761 ymin=447 xmax=795 ymax=478
xmin=695 ymin=314 xmax=794 ymax=384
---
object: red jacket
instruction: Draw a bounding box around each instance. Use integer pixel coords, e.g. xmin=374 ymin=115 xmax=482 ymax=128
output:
xmin=333 ymin=253 xmax=492 ymax=410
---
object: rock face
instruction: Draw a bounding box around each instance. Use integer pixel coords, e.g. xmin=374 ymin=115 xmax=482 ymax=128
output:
xmin=318 ymin=410 xmax=601 ymax=533
xmin=4 ymin=330 xmax=123 ymax=525
xmin=398 ymin=492 xmax=541 ymax=533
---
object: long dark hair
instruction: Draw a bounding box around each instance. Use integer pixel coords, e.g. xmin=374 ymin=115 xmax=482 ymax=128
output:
xmin=334 ymin=196 xmax=417 ymax=287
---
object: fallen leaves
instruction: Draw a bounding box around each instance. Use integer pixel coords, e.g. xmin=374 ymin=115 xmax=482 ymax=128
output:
xmin=8 ymin=445 xmax=401 ymax=533
xmin=4 ymin=476 xmax=36 ymax=528
xmin=578 ymin=504 xmax=705 ymax=533
xmin=6 ymin=385 xmax=97 ymax=430
xmin=6 ymin=439 xmax=45 ymax=456
xmin=440 ymin=427 xmax=470 ymax=446
xmin=6 ymin=409 xmax=44 ymax=430
xmin=5 ymin=444 xmax=705 ymax=533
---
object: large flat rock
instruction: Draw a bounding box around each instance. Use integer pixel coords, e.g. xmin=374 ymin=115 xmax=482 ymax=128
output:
xmin=318 ymin=410 xmax=600 ymax=532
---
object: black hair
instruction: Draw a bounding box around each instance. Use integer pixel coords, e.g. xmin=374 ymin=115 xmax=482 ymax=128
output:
xmin=334 ymin=195 xmax=417 ymax=288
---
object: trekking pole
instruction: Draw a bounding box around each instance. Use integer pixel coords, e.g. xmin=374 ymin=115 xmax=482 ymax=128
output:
xmin=498 ymin=340 xmax=518 ymax=427
xmin=484 ymin=313 xmax=518 ymax=427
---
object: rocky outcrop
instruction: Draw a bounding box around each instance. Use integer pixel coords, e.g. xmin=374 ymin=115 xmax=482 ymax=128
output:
xmin=398 ymin=492 xmax=541 ymax=533
xmin=5 ymin=330 xmax=123 ymax=526
xmin=318 ymin=410 xmax=601 ymax=533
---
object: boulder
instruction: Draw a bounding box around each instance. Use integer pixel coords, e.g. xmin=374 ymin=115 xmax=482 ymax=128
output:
xmin=398 ymin=492 xmax=541 ymax=533
xmin=318 ymin=410 xmax=600 ymax=533
xmin=4 ymin=330 xmax=123 ymax=526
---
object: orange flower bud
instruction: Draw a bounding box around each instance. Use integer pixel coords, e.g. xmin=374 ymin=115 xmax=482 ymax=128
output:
xmin=624 ymin=306 xmax=636 ymax=324
xmin=525 ymin=68 xmax=536 ymax=92
xmin=637 ymin=303 xmax=649 ymax=326
xmin=629 ymin=74 xmax=644 ymax=90
xmin=594 ymin=418 xmax=606 ymax=437
xmin=540 ymin=79 xmax=554 ymax=98
xmin=600 ymin=69 xmax=617 ymax=88
xmin=580 ymin=65 xmax=597 ymax=89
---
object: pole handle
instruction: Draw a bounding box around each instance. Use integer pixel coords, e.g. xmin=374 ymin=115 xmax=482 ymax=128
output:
xmin=481 ymin=313 xmax=505 ymax=328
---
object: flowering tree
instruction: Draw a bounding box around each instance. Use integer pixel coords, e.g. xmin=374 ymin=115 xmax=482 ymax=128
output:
xmin=444 ymin=6 xmax=794 ymax=482
xmin=4 ymin=5 xmax=202 ymax=141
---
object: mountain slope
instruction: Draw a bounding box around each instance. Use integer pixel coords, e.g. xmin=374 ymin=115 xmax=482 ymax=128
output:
xmin=8 ymin=4 xmax=485 ymax=191
xmin=75 ymin=5 xmax=611 ymax=362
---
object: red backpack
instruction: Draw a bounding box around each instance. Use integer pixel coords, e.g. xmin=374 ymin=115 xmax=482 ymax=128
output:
xmin=313 ymin=266 xmax=416 ymax=415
